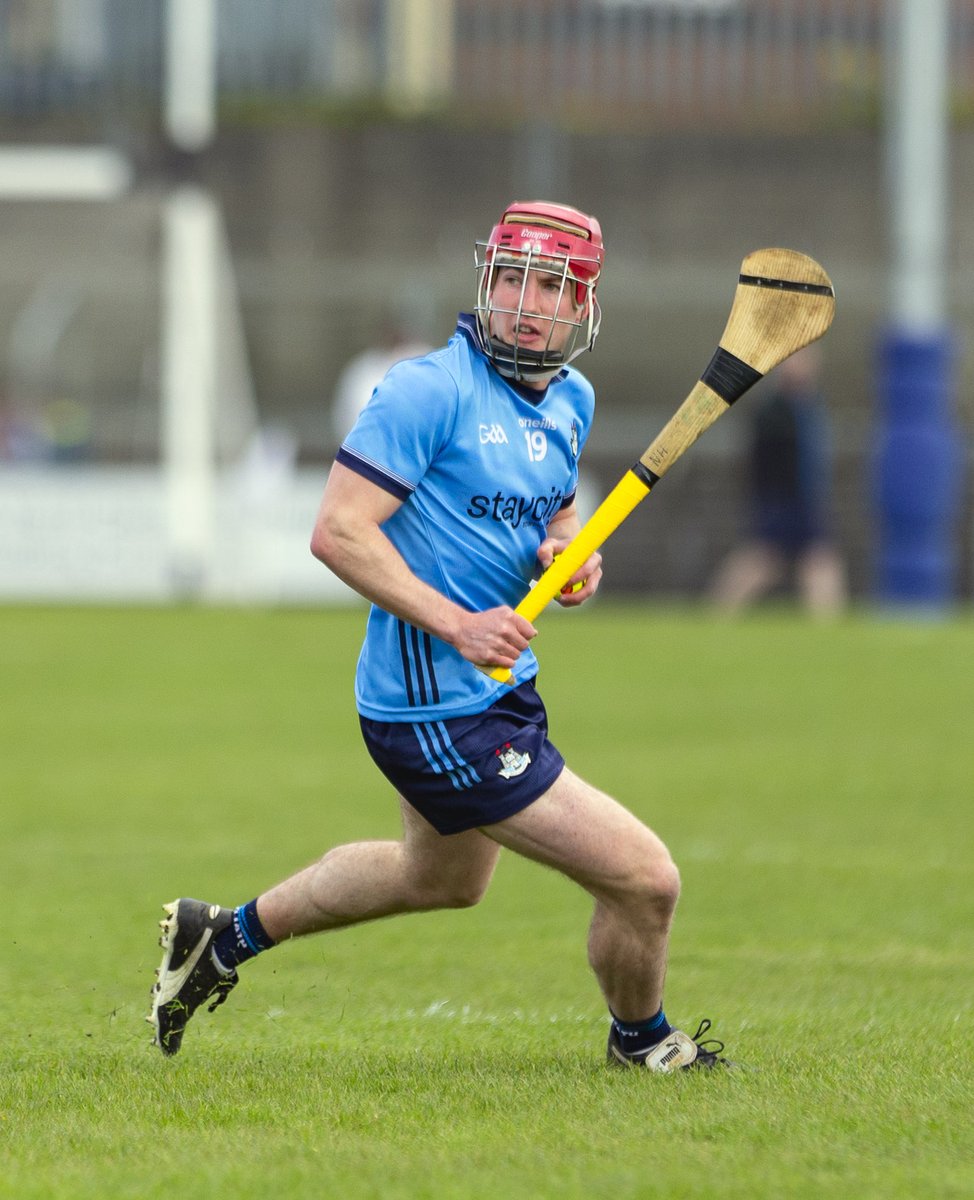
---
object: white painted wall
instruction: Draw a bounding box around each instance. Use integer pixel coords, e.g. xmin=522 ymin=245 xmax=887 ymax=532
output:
xmin=0 ymin=467 xmax=359 ymax=605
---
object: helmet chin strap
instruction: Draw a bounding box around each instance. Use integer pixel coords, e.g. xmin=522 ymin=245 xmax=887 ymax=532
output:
xmin=486 ymin=338 xmax=566 ymax=384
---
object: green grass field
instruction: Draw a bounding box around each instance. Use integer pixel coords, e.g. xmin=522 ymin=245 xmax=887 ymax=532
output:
xmin=1 ymin=602 xmax=972 ymax=1199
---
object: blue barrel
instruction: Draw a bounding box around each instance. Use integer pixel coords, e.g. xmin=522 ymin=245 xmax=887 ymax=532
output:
xmin=874 ymin=330 xmax=962 ymax=608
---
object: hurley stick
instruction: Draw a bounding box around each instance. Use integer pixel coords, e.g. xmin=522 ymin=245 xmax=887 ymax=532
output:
xmin=486 ymin=247 xmax=836 ymax=684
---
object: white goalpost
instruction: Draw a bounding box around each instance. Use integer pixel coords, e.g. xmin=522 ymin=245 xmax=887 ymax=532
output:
xmin=0 ymin=0 xmax=352 ymax=604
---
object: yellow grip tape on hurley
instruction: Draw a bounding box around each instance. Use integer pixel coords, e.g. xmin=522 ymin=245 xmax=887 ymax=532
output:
xmin=484 ymin=469 xmax=652 ymax=684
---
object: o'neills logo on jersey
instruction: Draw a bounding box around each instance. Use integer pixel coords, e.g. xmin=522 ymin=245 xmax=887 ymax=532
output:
xmin=466 ymin=486 xmax=564 ymax=530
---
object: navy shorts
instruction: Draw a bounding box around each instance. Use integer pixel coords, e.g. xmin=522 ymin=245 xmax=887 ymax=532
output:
xmin=359 ymin=679 xmax=565 ymax=835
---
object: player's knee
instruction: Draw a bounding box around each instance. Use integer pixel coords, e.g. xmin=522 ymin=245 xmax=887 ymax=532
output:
xmin=444 ymin=881 xmax=489 ymax=909
xmin=410 ymin=875 xmax=489 ymax=911
xmin=629 ymin=847 xmax=681 ymax=915
xmin=651 ymin=855 xmax=681 ymax=912
xmin=436 ymin=874 xmax=491 ymax=909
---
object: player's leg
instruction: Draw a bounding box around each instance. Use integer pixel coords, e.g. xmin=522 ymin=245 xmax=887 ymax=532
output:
xmin=483 ymin=765 xmax=678 ymax=1022
xmin=483 ymin=766 xmax=726 ymax=1070
xmin=257 ymin=797 xmax=501 ymax=938
xmin=150 ymin=798 xmax=500 ymax=1055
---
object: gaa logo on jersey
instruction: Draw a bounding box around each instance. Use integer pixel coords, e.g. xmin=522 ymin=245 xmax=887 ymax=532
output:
xmin=495 ymin=742 xmax=532 ymax=779
xmin=479 ymin=423 xmax=509 ymax=445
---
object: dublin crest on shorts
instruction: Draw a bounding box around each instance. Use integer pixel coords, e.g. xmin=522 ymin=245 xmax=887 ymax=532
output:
xmin=495 ymin=742 xmax=532 ymax=779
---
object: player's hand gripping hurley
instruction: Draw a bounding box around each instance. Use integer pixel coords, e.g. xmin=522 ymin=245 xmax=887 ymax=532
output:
xmin=487 ymin=247 xmax=836 ymax=684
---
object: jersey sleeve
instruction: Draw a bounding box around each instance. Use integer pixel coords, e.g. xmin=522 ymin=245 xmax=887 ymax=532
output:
xmin=336 ymin=355 xmax=458 ymax=501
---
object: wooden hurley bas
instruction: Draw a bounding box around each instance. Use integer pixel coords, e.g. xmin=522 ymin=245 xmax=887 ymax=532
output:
xmin=487 ymin=247 xmax=836 ymax=685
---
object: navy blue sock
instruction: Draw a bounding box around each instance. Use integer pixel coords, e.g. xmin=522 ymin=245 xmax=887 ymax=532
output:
xmin=212 ymin=899 xmax=276 ymax=972
xmin=611 ymin=1007 xmax=672 ymax=1054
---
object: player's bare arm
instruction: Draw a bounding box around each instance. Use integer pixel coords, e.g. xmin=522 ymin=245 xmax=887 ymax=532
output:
xmin=311 ymin=461 xmax=535 ymax=668
xmin=538 ymin=500 xmax=603 ymax=606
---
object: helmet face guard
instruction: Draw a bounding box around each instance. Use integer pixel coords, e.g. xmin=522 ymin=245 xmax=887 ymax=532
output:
xmin=474 ymin=201 xmax=604 ymax=383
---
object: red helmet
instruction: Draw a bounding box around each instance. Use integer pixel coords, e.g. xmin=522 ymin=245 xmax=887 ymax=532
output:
xmin=475 ymin=200 xmax=605 ymax=382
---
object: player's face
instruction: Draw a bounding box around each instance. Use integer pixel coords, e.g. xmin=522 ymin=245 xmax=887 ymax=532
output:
xmin=488 ymin=262 xmax=584 ymax=360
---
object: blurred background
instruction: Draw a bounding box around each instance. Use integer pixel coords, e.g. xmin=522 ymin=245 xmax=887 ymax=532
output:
xmin=0 ymin=0 xmax=970 ymax=607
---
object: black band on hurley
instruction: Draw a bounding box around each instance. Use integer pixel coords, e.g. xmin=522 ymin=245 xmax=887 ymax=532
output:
xmin=701 ymin=346 xmax=763 ymax=405
xmin=631 ymin=460 xmax=660 ymax=488
xmin=739 ymin=273 xmax=834 ymax=298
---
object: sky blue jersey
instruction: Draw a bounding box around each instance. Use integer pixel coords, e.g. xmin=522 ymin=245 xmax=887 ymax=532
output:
xmin=336 ymin=313 xmax=595 ymax=722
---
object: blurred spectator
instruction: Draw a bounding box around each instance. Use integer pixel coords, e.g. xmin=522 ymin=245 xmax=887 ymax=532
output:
xmin=709 ymin=344 xmax=847 ymax=618
xmin=331 ymin=319 xmax=430 ymax=448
